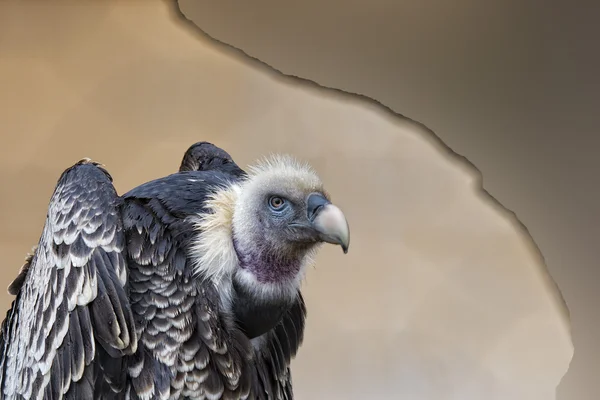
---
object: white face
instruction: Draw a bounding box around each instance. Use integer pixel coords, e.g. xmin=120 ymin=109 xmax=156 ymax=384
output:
xmin=236 ymin=180 xmax=327 ymax=247
xmin=229 ymin=156 xmax=349 ymax=299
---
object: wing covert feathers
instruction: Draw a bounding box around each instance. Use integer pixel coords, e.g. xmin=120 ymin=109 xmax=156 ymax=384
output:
xmin=0 ymin=160 xmax=137 ymax=399
xmin=122 ymin=195 xmax=255 ymax=400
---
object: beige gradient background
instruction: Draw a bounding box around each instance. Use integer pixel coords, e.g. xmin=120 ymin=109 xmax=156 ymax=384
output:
xmin=0 ymin=1 xmax=593 ymax=399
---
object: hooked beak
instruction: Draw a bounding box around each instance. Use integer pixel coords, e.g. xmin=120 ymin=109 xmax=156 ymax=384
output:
xmin=307 ymin=193 xmax=350 ymax=254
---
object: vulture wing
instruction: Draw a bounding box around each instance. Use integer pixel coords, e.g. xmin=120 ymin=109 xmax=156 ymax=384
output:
xmin=0 ymin=160 xmax=137 ymax=399
xmin=121 ymin=170 xmax=255 ymax=399
xmin=178 ymin=141 xmax=244 ymax=178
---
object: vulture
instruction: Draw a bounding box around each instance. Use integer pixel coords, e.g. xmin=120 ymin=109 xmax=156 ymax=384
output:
xmin=0 ymin=142 xmax=350 ymax=400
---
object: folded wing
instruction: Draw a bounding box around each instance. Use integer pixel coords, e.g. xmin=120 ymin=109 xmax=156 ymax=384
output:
xmin=0 ymin=159 xmax=137 ymax=399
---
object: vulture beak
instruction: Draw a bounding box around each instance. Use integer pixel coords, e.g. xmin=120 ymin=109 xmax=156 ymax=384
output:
xmin=307 ymin=193 xmax=350 ymax=254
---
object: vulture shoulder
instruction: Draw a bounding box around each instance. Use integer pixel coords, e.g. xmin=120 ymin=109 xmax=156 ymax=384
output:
xmin=0 ymin=159 xmax=137 ymax=399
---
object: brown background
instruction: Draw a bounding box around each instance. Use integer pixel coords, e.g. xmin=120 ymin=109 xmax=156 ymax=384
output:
xmin=177 ymin=1 xmax=599 ymax=399
xmin=0 ymin=1 xmax=595 ymax=399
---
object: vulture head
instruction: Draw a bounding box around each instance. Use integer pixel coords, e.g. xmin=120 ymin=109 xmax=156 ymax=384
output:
xmin=193 ymin=154 xmax=349 ymax=337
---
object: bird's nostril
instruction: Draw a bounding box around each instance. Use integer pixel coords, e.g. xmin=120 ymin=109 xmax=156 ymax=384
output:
xmin=306 ymin=193 xmax=330 ymax=221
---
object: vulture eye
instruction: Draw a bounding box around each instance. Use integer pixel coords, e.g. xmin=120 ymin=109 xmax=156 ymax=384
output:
xmin=268 ymin=196 xmax=286 ymax=210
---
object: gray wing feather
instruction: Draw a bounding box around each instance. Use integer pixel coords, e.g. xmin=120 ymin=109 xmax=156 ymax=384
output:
xmin=0 ymin=160 xmax=137 ymax=399
xmin=122 ymin=189 xmax=254 ymax=400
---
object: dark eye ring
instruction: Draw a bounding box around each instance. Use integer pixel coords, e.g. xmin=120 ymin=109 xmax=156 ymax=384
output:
xmin=269 ymin=196 xmax=286 ymax=210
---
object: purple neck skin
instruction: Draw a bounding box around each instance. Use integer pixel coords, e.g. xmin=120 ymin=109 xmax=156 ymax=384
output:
xmin=232 ymin=238 xmax=302 ymax=284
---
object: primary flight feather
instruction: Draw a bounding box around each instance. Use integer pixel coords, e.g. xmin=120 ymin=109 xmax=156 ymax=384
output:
xmin=0 ymin=142 xmax=350 ymax=400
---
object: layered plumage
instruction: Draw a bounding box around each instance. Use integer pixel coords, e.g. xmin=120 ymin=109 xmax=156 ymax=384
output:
xmin=0 ymin=142 xmax=349 ymax=400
